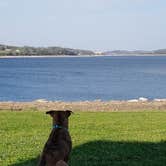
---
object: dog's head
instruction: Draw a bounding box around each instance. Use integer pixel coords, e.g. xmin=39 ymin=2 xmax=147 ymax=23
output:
xmin=46 ymin=110 xmax=72 ymax=123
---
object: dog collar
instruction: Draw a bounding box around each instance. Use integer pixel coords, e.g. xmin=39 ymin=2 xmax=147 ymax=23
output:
xmin=53 ymin=124 xmax=68 ymax=131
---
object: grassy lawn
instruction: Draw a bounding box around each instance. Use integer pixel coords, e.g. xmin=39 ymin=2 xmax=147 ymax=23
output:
xmin=0 ymin=111 xmax=166 ymax=166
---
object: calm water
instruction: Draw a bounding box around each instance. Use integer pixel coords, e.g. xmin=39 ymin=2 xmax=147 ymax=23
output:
xmin=0 ymin=56 xmax=166 ymax=101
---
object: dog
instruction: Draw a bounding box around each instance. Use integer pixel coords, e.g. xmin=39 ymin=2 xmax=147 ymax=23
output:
xmin=55 ymin=160 xmax=69 ymax=166
xmin=38 ymin=110 xmax=72 ymax=166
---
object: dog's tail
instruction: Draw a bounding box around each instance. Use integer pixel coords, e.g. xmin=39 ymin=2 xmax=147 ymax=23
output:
xmin=56 ymin=160 xmax=68 ymax=166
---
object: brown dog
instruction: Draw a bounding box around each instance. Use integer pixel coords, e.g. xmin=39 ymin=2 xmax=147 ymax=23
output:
xmin=55 ymin=160 xmax=69 ymax=166
xmin=38 ymin=110 xmax=72 ymax=166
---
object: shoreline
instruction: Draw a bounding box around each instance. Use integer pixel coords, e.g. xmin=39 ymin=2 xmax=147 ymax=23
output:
xmin=1 ymin=100 xmax=166 ymax=112
xmin=0 ymin=55 xmax=101 ymax=58
xmin=1 ymin=54 xmax=166 ymax=58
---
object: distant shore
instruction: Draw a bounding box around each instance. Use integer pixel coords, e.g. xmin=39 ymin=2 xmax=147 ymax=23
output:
xmin=1 ymin=100 xmax=166 ymax=112
xmin=1 ymin=44 xmax=166 ymax=57
xmin=1 ymin=54 xmax=166 ymax=59
xmin=0 ymin=55 xmax=102 ymax=58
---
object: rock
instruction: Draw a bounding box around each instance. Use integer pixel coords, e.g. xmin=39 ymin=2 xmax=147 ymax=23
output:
xmin=138 ymin=97 xmax=148 ymax=102
xmin=154 ymin=99 xmax=166 ymax=102
xmin=128 ymin=99 xmax=139 ymax=102
xmin=34 ymin=99 xmax=48 ymax=103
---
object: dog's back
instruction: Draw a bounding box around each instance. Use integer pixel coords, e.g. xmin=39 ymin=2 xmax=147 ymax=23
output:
xmin=38 ymin=110 xmax=72 ymax=166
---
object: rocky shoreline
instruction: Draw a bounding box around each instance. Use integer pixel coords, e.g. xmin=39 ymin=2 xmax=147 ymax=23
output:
xmin=1 ymin=100 xmax=166 ymax=112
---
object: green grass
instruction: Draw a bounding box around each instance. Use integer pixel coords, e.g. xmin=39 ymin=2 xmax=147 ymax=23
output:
xmin=0 ymin=111 xmax=166 ymax=166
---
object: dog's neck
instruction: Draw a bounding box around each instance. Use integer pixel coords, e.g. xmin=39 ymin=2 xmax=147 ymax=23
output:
xmin=52 ymin=119 xmax=68 ymax=129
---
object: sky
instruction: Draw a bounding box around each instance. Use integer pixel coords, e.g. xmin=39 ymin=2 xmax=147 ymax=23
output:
xmin=0 ymin=0 xmax=166 ymax=51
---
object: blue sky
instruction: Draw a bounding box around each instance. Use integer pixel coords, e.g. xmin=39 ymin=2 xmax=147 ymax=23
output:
xmin=0 ymin=0 xmax=166 ymax=51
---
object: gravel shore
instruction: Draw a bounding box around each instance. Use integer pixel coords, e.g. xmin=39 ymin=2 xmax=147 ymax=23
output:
xmin=0 ymin=100 xmax=166 ymax=112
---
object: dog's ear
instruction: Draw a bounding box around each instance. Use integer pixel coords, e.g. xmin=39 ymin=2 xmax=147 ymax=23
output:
xmin=65 ymin=110 xmax=73 ymax=117
xmin=46 ymin=110 xmax=57 ymax=117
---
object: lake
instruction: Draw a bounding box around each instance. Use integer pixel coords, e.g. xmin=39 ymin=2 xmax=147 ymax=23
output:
xmin=0 ymin=56 xmax=166 ymax=101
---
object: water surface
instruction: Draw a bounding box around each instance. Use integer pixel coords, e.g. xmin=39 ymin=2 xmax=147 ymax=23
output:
xmin=0 ymin=56 xmax=166 ymax=101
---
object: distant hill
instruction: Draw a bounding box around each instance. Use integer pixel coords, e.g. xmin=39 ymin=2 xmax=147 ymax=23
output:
xmin=1 ymin=44 xmax=166 ymax=56
xmin=103 ymin=49 xmax=166 ymax=55
xmin=0 ymin=44 xmax=95 ymax=56
xmin=153 ymin=49 xmax=166 ymax=54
